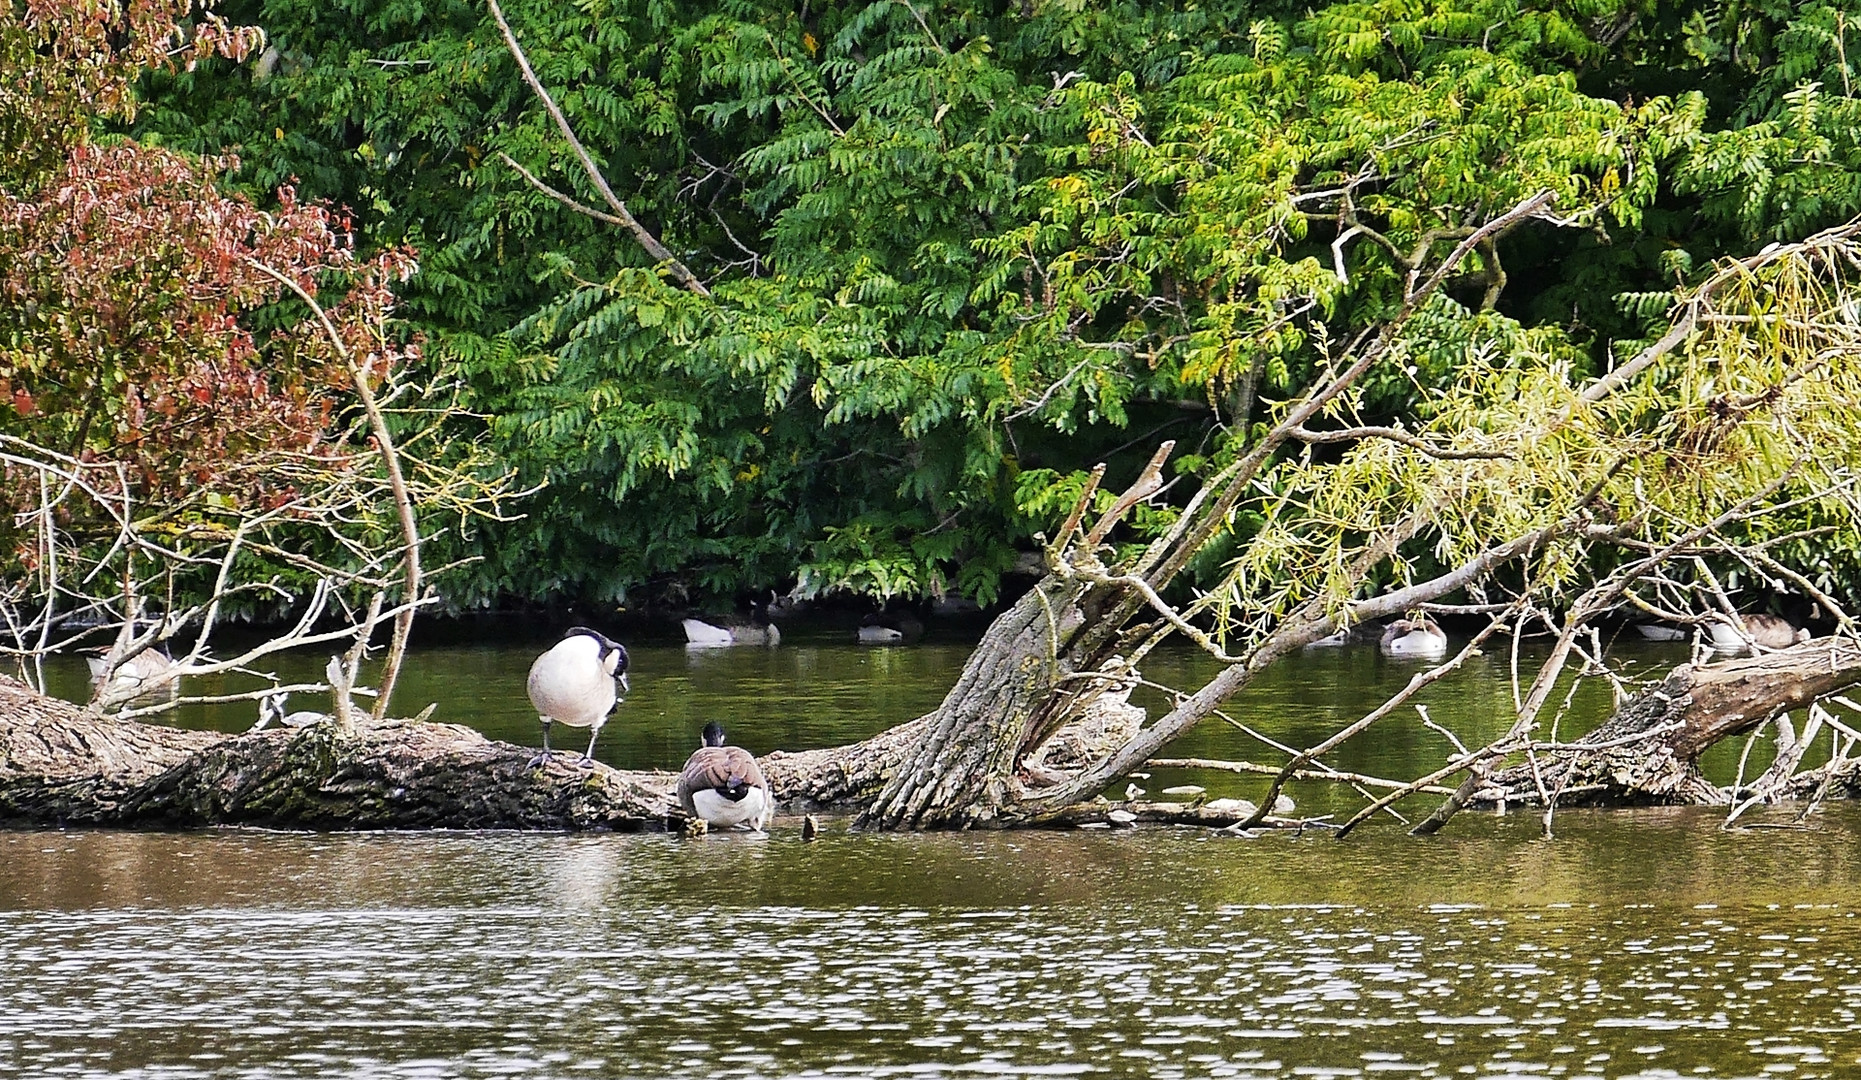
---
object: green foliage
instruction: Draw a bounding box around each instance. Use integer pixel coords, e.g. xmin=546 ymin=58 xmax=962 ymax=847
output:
xmin=121 ymin=0 xmax=1861 ymax=610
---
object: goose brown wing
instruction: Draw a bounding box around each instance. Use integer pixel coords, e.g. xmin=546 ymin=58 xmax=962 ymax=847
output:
xmin=725 ymin=746 xmax=767 ymax=792
xmin=676 ymin=746 xmax=766 ymax=813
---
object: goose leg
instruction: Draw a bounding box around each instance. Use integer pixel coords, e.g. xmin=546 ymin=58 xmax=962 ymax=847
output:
xmin=580 ymin=724 xmax=602 ymax=768
xmin=529 ymin=719 xmax=554 ymax=768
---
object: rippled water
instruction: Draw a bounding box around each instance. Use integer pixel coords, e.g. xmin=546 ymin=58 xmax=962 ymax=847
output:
xmin=5 ymin=815 xmax=1861 ymax=1079
xmin=12 ymin=628 xmax=1858 ymax=1077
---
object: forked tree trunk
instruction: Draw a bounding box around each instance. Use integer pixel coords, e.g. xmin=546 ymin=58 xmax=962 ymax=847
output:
xmin=855 ymin=568 xmax=1169 ymax=829
xmin=857 ymin=578 xmax=1089 ymax=829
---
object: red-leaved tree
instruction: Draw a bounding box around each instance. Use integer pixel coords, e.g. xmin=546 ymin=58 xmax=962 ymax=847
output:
xmin=0 ymin=0 xmax=508 ymax=721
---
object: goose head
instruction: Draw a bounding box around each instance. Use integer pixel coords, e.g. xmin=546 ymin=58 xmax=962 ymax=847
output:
xmin=565 ymin=625 xmax=631 ymax=694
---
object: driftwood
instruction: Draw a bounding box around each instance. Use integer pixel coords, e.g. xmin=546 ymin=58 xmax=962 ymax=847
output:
xmin=1467 ymin=637 xmax=1861 ymax=808
xmin=0 ymin=676 xmax=667 ymax=829
xmin=0 ymin=674 xmax=932 ymax=830
xmin=5 ymin=636 xmax=1861 ymax=832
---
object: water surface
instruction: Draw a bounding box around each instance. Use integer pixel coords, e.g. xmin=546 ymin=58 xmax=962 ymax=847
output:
xmin=4 ymin=813 xmax=1859 ymax=1079
xmin=11 ymin=629 xmax=1854 ymax=1077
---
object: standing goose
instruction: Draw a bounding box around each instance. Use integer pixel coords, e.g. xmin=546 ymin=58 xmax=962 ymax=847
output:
xmin=676 ymin=721 xmax=770 ymax=832
xmin=1379 ymin=616 xmax=1449 ymax=659
xmin=526 ymin=627 xmax=630 ymax=766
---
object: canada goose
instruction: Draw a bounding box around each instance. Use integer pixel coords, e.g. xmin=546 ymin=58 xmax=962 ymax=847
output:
xmin=676 ymin=721 xmax=770 ymax=832
xmin=681 ymin=606 xmax=780 ymax=647
xmin=856 ymin=616 xmax=903 ymax=644
xmin=526 ymin=627 xmax=629 ymax=765
xmin=856 ymin=610 xmax=924 ymax=645
xmin=1705 ymin=613 xmax=1809 ymax=652
xmin=86 ymin=649 xmax=180 ymax=700
xmin=1379 ymin=616 xmax=1448 ymax=659
xmin=252 ymin=691 xmax=327 ymax=731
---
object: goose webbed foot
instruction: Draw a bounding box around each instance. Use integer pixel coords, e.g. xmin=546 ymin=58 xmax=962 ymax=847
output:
xmin=528 ymin=750 xmax=555 ymax=769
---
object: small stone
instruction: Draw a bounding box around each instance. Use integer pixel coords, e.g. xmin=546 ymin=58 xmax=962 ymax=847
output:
xmin=1124 ymin=783 xmax=1146 ymax=800
xmin=1107 ymin=809 xmax=1138 ymax=826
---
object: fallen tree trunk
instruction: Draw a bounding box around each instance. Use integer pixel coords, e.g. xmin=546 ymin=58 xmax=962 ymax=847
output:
xmin=0 ymin=674 xmax=929 ymax=830
xmin=1465 ymin=637 xmax=1861 ymax=808
xmin=0 ymin=675 xmax=670 ymax=829
xmin=7 ymin=636 xmax=1861 ymax=832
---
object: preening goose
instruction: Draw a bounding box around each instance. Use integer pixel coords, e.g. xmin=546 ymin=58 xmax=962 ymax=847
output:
xmin=86 ymin=649 xmax=180 ymax=701
xmin=856 ymin=611 xmax=924 ymax=645
xmin=526 ymin=627 xmax=629 ymax=766
xmin=676 ymin=721 xmax=770 ymax=832
xmin=1706 ymin=613 xmax=1809 ymax=653
xmin=1379 ymin=616 xmax=1448 ymax=659
xmin=682 ymin=607 xmax=780 ymax=647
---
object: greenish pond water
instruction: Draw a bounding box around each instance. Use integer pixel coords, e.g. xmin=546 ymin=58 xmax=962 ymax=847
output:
xmin=7 ymin=628 xmax=1856 ymax=1077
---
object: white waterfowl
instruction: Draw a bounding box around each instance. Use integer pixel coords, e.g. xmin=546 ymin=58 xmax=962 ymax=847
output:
xmin=1705 ymin=613 xmax=1808 ymax=653
xmin=86 ymin=649 xmax=180 ymax=701
xmin=682 ymin=608 xmax=780 ymax=647
xmin=251 ymin=658 xmax=381 ymax=731
xmin=1379 ymin=616 xmax=1448 ymax=659
xmin=252 ymin=691 xmax=328 ymax=731
xmin=856 ymin=614 xmax=904 ymax=644
xmin=856 ymin=611 xmax=923 ymax=645
xmin=676 ymin=721 xmax=770 ymax=832
xmin=526 ymin=627 xmax=629 ymax=765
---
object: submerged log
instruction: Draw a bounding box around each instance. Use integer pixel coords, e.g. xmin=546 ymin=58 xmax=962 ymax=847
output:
xmin=1468 ymin=637 xmax=1861 ymax=808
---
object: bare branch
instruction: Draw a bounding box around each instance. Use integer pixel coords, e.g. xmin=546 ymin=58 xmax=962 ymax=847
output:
xmin=247 ymin=258 xmax=425 ymax=723
xmin=485 ymin=0 xmax=711 ymax=297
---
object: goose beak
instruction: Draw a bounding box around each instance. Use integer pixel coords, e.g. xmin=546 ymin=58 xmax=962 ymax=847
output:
xmin=618 ymin=672 xmax=631 ymax=695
